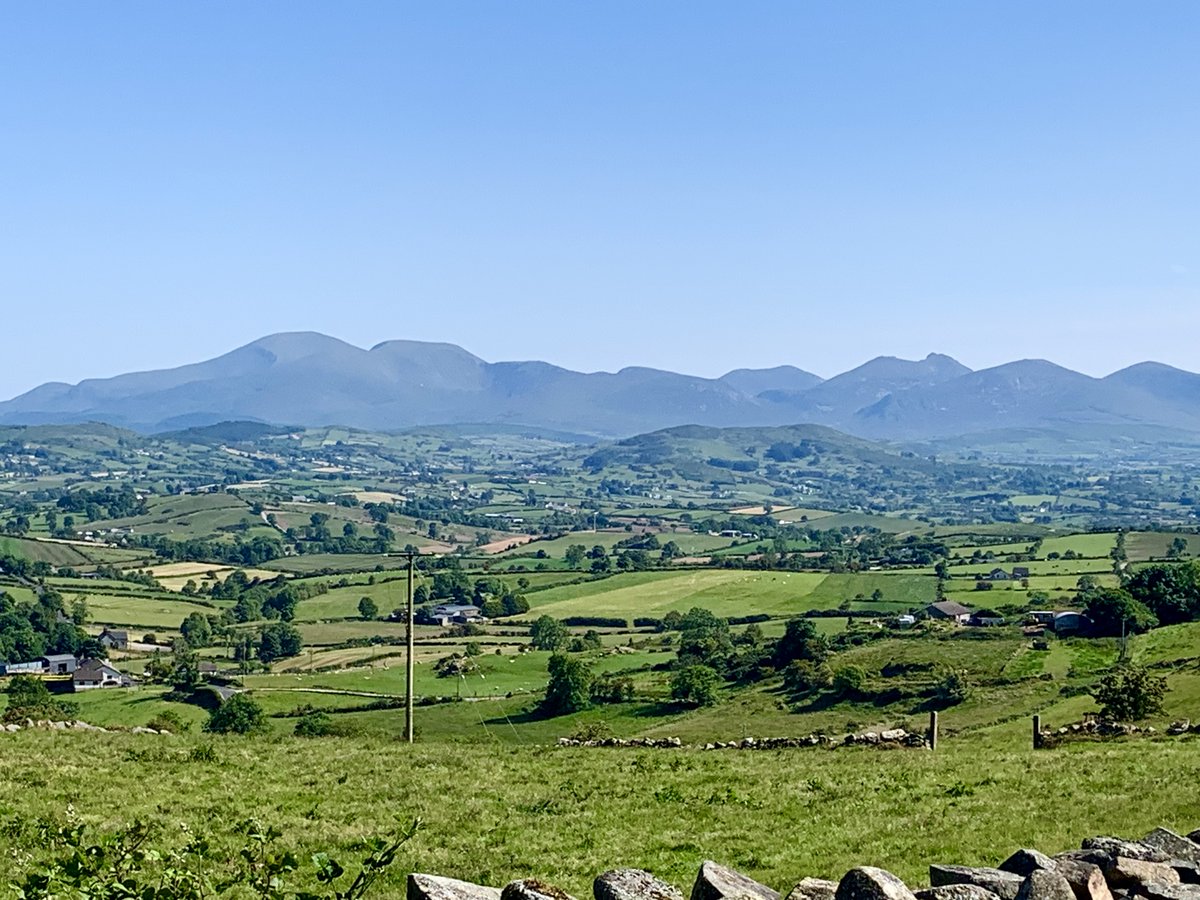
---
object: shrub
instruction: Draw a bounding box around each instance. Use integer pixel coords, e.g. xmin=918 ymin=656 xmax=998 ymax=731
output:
xmin=782 ymin=659 xmax=832 ymax=695
xmin=671 ymin=664 xmax=720 ymax=707
xmin=832 ymin=665 xmax=868 ymax=698
xmin=203 ymin=694 xmax=268 ymax=735
xmin=146 ymin=709 xmax=189 ymax=733
xmin=295 ymin=709 xmax=336 ymax=737
xmin=1090 ymin=665 xmax=1168 ymax=721
xmin=590 ymin=673 xmax=634 ymax=704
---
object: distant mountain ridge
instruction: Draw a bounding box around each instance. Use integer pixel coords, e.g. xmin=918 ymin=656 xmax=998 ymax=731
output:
xmin=2 ymin=331 xmax=1198 ymax=441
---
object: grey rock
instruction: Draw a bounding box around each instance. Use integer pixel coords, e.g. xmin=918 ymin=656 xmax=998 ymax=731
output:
xmin=1058 ymin=853 xmax=1116 ymax=870
xmin=916 ymin=886 xmax=1000 ymax=900
xmin=1053 ymin=859 xmax=1114 ymax=900
xmin=691 ymin=862 xmax=780 ymax=900
xmin=930 ymin=866 xmax=1024 ymax=900
xmin=409 ymin=875 xmax=503 ymax=900
xmin=1084 ymin=840 xmax=1170 ymax=865
xmin=786 ymin=880 xmax=838 ymax=900
xmin=596 ymin=870 xmax=684 ymax=900
xmin=504 ymin=881 xmax=578 ymax=900
xmin=1002 ymin=852 xmax=1058 ymax=878
xmin=835 ymin=867 xmax=917 ymax=900
xmin=1143 ymin=832 xmax=1200 ymax=866
xmin=1105 ymin=860 xmax=1181 ymax=890
xmin=1130 ymin=886 xmax=1200 ymax=900
xmin=1016 ymin=871 xmax=1075 ymax=900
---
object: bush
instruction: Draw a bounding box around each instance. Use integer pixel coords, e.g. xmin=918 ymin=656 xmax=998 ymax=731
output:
xmin=295 ymin=709 xmax=336 ymax=737
xmin=590 ymin=672 xmax=634 ymax=704
xmin=2 ymin=674 xmax=74 ymax=723
xmin=832 ymin=665 xmax=868 ymax=698
xmin=934 ymin=668 xmax=970 ymax=705
xmin=145 ymin=709 xmax=189 ymax=733
xmin=1090 ymin=665 xmax=1168 ymax=721
xmin=782 ymin=659 xmax=832 ymax=695
xmin=204 ymin=694 xmax=269 ymax=735
xmin=670 ymin=664 xmax=720 ymax=707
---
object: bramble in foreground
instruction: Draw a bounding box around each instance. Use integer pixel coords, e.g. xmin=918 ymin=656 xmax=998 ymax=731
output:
xmin=8 ymin=813 xmax=422 ymax=899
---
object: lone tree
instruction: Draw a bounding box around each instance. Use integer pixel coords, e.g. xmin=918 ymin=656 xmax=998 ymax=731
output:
xmin=540 ymin=653 xmax=592 ymax=716
xmin=358 ymin=596 xmax=379 ymax=620
xmin=530 ymin=615 xmax=570 ymax=652
xmin=1090 ymin=665 xmax=1167 ymax=721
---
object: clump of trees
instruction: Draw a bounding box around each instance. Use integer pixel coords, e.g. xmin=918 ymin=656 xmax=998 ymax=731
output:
xmin=0 ymin=589 xmax=97 ymax=663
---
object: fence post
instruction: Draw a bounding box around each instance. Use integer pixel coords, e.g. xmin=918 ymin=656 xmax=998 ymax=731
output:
xmin=928 ymin=710 xmax=939 ymax=751
xmin=1033 ymin=714 xmax=1042 ymax=749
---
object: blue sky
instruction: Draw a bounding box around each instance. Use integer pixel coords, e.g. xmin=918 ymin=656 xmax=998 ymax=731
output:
xmin=2 ymin=2 xmax=1197 ymax=398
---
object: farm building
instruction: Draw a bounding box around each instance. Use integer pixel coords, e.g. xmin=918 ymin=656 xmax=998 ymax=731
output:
xmin=1029 ymin=610 xmax=1056 ymax=625
xmin=41 ymin=654 xmax=78 ymax=675
xmin=428 ymin=603 xmax=488 ymax=626
xmin=1011 ymin=567 xmax=1031 ymax=579
xmin=0 ymin=660 xmax=45 ymax=676
xmin=925 ymin=600 xmax=972 ymax=623
xmin=969 ymin=609 xmax=1006 ymax=626
xmin=1052 ymin=611 xmax=1091 ymax=635
xmin=72 ymin=659 xmax=131 ymax=690
xmin=98 ymin=629 xmax=129 ymax=651
xmin=988 ymin=568 xmax=1011 ymax=581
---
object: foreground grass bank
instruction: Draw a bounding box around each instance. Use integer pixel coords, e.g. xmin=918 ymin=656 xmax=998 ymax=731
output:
xmin=1 ymin=730 xmax=1199 ymax=898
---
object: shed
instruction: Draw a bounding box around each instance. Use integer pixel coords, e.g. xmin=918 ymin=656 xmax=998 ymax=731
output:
xmin=1011 ymin=567 xmax=1031 ymax=580
xmin=925 ymin=601 xmax=972 ymax=623
xmin=41 ymin=654 xmax=78 ymax=675
xmin=1052 ymin=611 xmax=1091 ymax=635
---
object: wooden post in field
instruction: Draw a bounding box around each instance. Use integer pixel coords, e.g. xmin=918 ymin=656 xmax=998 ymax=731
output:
xmin=1032 ymin=714 xmax=1042 ymax=749
xmin=405 ymin=553 xmax=415 ymax=744
xmin=928 ymin=710 xmax=939 ymax=751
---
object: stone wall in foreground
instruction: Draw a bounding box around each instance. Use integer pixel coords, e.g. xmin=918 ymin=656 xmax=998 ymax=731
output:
xmin=409 ymin=827 xmax=1200 ymax=900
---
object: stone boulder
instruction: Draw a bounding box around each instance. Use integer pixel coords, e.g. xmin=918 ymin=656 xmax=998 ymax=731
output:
xmin=916 ymin=885 xmax=1000 ymax=900
xmin=1130 ymin=886 xmax=1200 ymax=900
xmin=409 ymin=875 xmax=503 ymax=900
xmin=835 ymin=867 xmax=917 ymax=900
xmin=1052 ymin=858 xmax=1114 ymax=900
xmin=596 ymin=870 xmax=684 ymax=900
xmin=929 ymin=866 xmax=1024 ymax=900
xmin=1104 ymin=860 xmax=1181 ymax=891
xmin=786 ymin=879 xmax=838 ymax=900
xmin=503 ymin=881 xmax=578 ymax=900
xmin=1142 ymin=831 xmax=1200 ymax=866
xmin=691 ymin=862 xmax=780 ymax=900
xmin=1016 ymin=871 xmax=1075 ymax=900
xmin=1082 ymin=841 xmax=1169 ymax=865
xmin=1001 ymin=852 xmax=1058 ymax=879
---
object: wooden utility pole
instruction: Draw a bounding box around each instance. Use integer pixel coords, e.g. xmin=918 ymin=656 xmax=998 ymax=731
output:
xmin=405 ymin=552 xmax=415 ymax=743
xmin=928 ymin=710 xmax=939 ymax=751
xmin=1032 ymin=714 xmax=1042 ymax=749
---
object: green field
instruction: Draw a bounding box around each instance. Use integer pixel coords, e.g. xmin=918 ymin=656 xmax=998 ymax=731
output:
xmin=2 ymin=728 xmax=1200 ymax=898
xmin=0 ymin=536 xmax=92 ymax=567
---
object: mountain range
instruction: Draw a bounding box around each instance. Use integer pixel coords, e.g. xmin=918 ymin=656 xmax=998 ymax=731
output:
xmin=2 ymin=332 xmax=1198 ymax=442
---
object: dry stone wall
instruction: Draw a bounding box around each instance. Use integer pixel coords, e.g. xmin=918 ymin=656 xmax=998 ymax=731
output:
xmin=408 ymin=828 xmax=1200 ymax=900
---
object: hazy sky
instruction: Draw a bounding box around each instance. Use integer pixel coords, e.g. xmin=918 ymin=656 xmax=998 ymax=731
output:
xmin=2 ymin=2 xmax=1198 ymax=398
